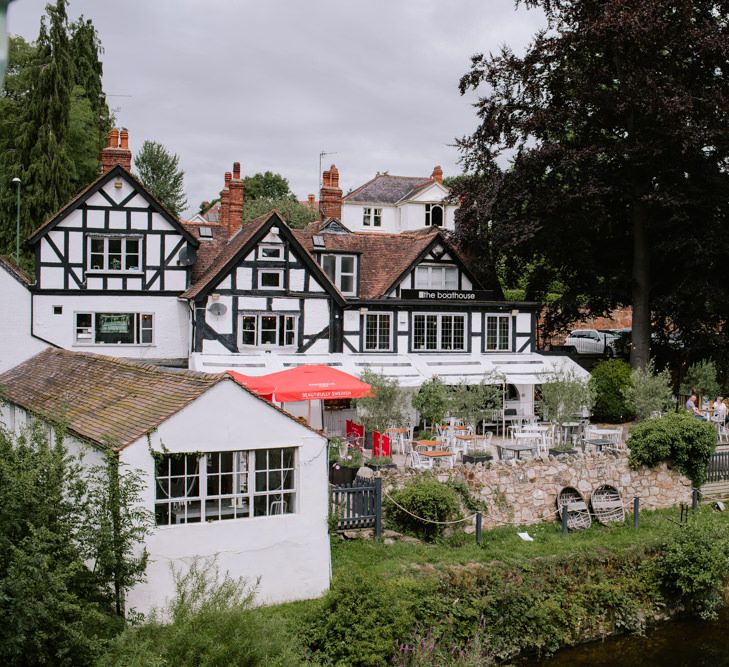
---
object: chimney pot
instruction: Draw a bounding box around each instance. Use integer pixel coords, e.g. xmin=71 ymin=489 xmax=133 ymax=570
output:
xmin=100 ymin=127 xmax=131 ymax=174
xmin=432 ymin=165 xmax=443 ymax=184
xmin=120 ymin=129 xmax=129 ymax=150
xmin=109 ymin=128 xmax=119 ymax=148
xmin=233 ymin=162 xmax=241 ymax=179
xmin=225 ymin=172 xmax=232 ymax=187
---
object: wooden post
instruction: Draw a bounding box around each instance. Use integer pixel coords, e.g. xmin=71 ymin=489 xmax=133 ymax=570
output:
xmin=561 ymin=503 xmax=568 ymax=536
xmin=633 ymin=496 xmax=639 ymax=529
xmin=374 ymin=477 xmax=382 ymax=539
xmin=476 ymin=512 xmax=482 ymax=545
xmin=692 ymin=488 xmax=699 ymax=513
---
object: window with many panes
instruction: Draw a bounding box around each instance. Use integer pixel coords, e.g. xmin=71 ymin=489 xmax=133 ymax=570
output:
xmin=321 ymin=254 xmax=356 ymax=295
xmin=425 ymin=204 xmax=444 ymax=227
xmin=87 ymin=236 xmax=141 ymax=272
xmin=74 ymin=312 xmax=153 ymax=345
xmin=154 ymin=448 xmax=296 ymax=526
xmin=364 ymin=312 xmax=392 ymax=351
xmin=240 ymin=313 xmax=297 ymax=348
xmin=412 ymin=313 xmax=466 ymax=351
xmin=485 ymin=315 xmax=511 ymax=351
xmin=414 ymin=265 xmax=458 ymax=290
xmin=362 ymin=207 xmax=382 ymax=227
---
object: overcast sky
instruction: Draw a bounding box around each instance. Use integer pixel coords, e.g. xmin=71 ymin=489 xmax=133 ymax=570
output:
xmin=8 ymin=0 xmax=544 ymax=216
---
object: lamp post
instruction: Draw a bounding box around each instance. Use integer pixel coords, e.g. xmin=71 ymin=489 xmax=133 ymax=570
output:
xmin=11 ymin=176 xmax=20 ymax=265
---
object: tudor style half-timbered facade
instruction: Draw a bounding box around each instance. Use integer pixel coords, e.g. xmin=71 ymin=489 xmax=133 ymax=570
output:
xmin=182 ymin=211 xmax=346 ymax=358
xmin=27 ymin=131 xmax=198 ymax=362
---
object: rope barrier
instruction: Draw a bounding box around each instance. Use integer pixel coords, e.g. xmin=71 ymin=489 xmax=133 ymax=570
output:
xmin=382 ymin=489 xmax=477 ymax=525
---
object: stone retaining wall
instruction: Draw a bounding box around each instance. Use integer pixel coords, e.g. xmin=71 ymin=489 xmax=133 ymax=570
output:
xmin=381 ymin=452 xmax=692 ymax=529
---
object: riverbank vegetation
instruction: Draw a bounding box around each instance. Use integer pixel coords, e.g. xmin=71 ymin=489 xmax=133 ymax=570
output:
xmin=101 ymin=507 xmax=729 ymax=666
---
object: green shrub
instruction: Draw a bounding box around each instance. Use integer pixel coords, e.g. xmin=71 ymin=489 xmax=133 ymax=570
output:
xmin=411 ymin=377 xmax=450 ymax=428
xmin=98 ymin=560 xmax=297 ymax=667
xmin=385 ymin=478 xmax=462 ymax=541
xmin=680 ymin=359 xmax=720 ymax=402
xmin=628 ymin=412 xmax=716 ymax=485
xmin=305 ymin=575 xmax=416 ymax=666
xmin=589 ymin=359 xmax=635 ymax=422
xmin=653 ymin=516 xmax=729 ymax=619
xmin=622 ymin=360 xmax=674 ymax=421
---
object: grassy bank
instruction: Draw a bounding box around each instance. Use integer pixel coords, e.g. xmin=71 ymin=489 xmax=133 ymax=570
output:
xmin=103 ymin=507 xmax=729 ymax=666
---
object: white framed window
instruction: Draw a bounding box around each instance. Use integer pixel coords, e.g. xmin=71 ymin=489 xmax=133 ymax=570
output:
xmin=258 ymin=269 xmax=283 ymax=289
xmin=154 ymin=447 xmax=296 ymax=526
xmin=364 ymin=312 xmax=393 ymax=351
xmin=199 ymin=226 xmax=213 ymax=238
xmin=74 ymin=312 xmax=153 ymax=345
xmin=425 ymin=203 xmax=444 ymax=227
xmin=321 ymin=254 xmax=356 ymax=295
xmin=412 ymin=313 xmax=466 ymax=351
xmin=240 ymin=313 xmax=297 ymax=348
xmin=485 ymin=315 xmax=511 ymax=351
xmin=414 ymin=265 xmax=458 ymax=290
xmin=362 ymin=207 xmax=382 ymax=227
xmin=87 ymin=235 xmax=141 ymax=272
xmin=258 ymin=244 xmax=283 ymax=260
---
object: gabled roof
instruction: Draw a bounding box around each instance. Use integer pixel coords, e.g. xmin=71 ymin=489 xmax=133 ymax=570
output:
xmin=181 ymin=210 xmax=346 ymax=306
xmin=294 ymin=226 xmax=481 ymax=300
xmin=0 ymin=348 xmax=225 ymax=448
xmin=0 ymin=255 xmax=33 ymax=287
xmin=0 ymin=348 xmax=323 ymax=448
xmin=344 ymin=173 xmax=445 ymax=204
xmin=27 ymin=165 xmax=198 ymax=247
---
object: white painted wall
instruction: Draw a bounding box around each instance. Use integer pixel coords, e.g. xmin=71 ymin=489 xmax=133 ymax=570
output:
xmin=122 ymin=379 xmax=330 ymax=613
xmin=32 ymin=293 xmax=189 ymax=359
xmin=0 ymin=267 xmax=48 ymax=373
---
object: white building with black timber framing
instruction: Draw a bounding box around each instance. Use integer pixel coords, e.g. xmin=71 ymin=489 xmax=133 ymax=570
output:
xmin=25 ymin=130 xmax=197 ymax=364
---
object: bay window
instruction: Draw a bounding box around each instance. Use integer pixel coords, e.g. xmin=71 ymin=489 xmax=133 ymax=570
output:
xmin=412 ymin=313 xmax=466 ymax=351
xmin=154 ymin=447 xmax=296 ymax=526
xmin=240 ymin=313 xmax=297 ymax=348
xmin=364 ymin=312 xmax=392 ymax=351
xmin=485 ymin=315 xmax=511 ymax=351
xmin=75 ymin=312 xmax=153 ymax=345
xmin=87 ymin=235 xmax=141 ymax=272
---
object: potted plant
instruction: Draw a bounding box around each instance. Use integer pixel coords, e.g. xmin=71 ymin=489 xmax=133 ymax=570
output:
xmin=353 ymin=369 xmax=407 ymax=448
xmin=412 ymin=376 xmax=450 ymax=431
xmin=366 ymin=455 xmax=397 ymax=472
xmin=462 ymin=449 xmax=492 ymax=465
xmin=448 ymin=377 xmax=503 ymax=433
xmin=329 ymin=445 xmax=364 ymax=485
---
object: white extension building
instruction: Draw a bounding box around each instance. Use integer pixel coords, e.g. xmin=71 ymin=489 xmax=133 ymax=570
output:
xmin=0 ymin=348 xmax=330 ymax=613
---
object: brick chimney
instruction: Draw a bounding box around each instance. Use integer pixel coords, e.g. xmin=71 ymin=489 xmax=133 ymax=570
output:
xmin=228 ymin=161 xmax=245 ymax=235
xmin=431 ymin=165 xmax=443 ymax=184
xmin=218 ymin=163 xmax=245 ymax=238
xmin=307 ymin=194 xmax=317 ymax=210
xmin=319 ymin=164 xmax=342 ymax=220
xmin=101 ymin=127 xmax=132 ymax=174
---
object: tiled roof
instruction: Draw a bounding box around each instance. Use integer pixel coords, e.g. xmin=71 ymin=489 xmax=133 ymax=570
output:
xmin=0 ymin=348 xmax=225 ymax=449
xmin=181 ymin=211 xmax=275 ymax=299
xmin=294 ymin=226 xmax=443 ymax=299
xmin=180 ymin=220 xmax=230 ymax=282
xmin=0 ymin=255 xmax=33 ymax=286
xmin=344 ymin=174 xmax=437 ymax=204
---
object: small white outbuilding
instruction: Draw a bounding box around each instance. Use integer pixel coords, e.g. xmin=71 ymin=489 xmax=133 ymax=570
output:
xmin=0 ymin=348 xmax=330 ymax=614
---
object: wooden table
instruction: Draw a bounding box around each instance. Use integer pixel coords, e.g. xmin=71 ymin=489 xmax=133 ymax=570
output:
xmin=414 ymin=439 xmax=445 ymax=451
xmin=418 ymin=450 xmax=455 ymax=468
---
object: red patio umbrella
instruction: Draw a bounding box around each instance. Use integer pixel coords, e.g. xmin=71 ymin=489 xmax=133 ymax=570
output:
xmin=257 ymin=365 xmax=372 ymax=402
xmin=226 ymin=370 xmax=276 ymax=401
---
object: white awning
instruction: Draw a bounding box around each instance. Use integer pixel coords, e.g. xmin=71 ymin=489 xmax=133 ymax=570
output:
xmin=190 ymin=351 xmax=588 ymax=387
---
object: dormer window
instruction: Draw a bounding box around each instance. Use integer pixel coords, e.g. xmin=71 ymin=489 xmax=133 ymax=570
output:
xmin=425 ymin=204 xmax=443 ymax=227
xmin=87 ymin=235 xmax=141 ymax=272
xmin=321 ymin=254 xmax=356 ymax=295
xmin=259 ymin=244 xmax=283 ymax=260
xmin=414 ymin=265 xmax=457 ymax=289
xmin=362 ymin=207 xmax=382 ymax=227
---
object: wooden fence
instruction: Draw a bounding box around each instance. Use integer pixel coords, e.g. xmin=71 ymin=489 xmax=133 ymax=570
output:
xmin=330 ymin=478 xmax=382 ymax=537
xmin=706 ymin=451 xmax=729 ymax=484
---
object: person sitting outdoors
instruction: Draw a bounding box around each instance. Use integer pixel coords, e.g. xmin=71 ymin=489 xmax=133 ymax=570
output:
xmin=685 ymin=394 xmax=706 ymax=420
xmin=712 ymin=396 xmax=727 ymax=424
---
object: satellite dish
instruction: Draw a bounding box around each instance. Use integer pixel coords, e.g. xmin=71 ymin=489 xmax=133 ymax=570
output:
xmin=178 ymin=245 xmax=197 ymax=266
xmin=207 ymin=302 xmax=227 ymax=316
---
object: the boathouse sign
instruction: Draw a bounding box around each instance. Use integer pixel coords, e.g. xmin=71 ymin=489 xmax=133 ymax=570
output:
xmin=400 ymin=289 xmax=495 ymax=302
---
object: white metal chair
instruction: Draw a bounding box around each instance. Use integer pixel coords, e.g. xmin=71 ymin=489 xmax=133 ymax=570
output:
xmin=408 ymin=447 xmax=434 ymax=470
